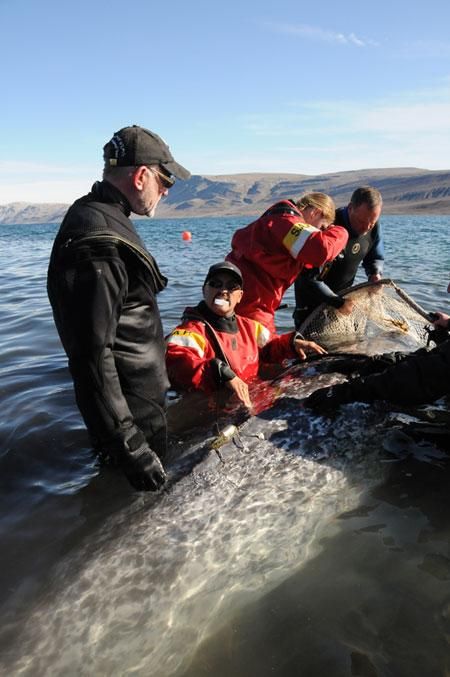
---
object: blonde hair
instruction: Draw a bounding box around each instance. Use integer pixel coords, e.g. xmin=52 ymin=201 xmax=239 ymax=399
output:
xmin=296 ymin=192 xmax=336 ymax=224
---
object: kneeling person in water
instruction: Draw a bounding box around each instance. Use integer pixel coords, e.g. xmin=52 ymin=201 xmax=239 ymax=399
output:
xmin=166 ymin=262 xmax=326 ymax=409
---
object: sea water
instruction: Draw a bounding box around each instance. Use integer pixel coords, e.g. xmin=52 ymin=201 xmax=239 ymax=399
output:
xmin=0 ymin=215 xmax=449 ymax=676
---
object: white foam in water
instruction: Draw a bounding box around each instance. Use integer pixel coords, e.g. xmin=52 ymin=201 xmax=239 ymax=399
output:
xmin=2 ymin=374 xmax=387 ymax=677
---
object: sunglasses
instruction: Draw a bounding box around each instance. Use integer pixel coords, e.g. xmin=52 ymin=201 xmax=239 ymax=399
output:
xmin=149 ymin=166 xmax=176 ymax=189
xmin=207 ymin=278 xmax=242 ymax=292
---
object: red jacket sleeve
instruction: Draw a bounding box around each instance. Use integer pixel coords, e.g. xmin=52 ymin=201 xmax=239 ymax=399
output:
xmin=296 ymin=225 xmax=348 ymax=267
xmin=166 ymin=321 xmax=219 ymax=394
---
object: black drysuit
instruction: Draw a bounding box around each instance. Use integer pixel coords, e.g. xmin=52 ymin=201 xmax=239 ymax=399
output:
xmin=47 ymin=181 xmax=170 ymax=471
xmin=294 ymin=206 xmax=384 ymax=324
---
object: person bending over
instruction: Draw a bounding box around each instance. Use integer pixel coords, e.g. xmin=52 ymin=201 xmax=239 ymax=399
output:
xmin=225 ymin=193 xmax=348 ymax=335
xmin=294 ymin=186 xmax=384 ymax=328
xmin=166 ymin=262 xmax=326 ymax=409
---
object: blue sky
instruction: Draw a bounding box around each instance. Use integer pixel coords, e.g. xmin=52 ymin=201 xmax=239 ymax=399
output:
xmin=1 ymin=0 xmax=450 ymax=203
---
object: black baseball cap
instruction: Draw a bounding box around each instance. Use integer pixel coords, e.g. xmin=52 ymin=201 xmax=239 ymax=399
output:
xmin=204 ymin=261 xmax=243 ymax=287
xmin=103 ymin=125 xmax=191 ymax=179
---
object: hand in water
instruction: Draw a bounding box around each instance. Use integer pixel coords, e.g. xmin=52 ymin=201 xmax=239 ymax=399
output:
xmin=120 ymin=436 xmax=167 ymax=491
xmin=226 ymin=376 xmax=252 ymax=408
xmin=293 ymin=337 xmax=327 ymax=361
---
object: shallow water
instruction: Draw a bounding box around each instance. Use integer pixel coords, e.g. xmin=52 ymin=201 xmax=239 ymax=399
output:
xmin=0 ymin=215 xmax=449 ymax=676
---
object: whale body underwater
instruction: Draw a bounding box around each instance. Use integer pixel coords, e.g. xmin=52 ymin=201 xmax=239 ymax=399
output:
xmin=0 ymin=217 xmax=449 ymax=675
xmin=1 ymin=355 xmax=449 ymax=677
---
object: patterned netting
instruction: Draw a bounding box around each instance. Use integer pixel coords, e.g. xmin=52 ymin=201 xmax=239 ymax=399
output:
xmin=298 ymin=279 xmax=432 ymax=355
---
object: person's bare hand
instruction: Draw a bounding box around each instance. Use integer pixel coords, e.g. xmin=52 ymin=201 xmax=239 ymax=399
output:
xmin=226 ymin=376 xmax=252 ymax=408
xmin=368 ymin=273 xmax=382 ymax=284
xmin=336 ymin=298 xmax=354 ymax=316
xmin=293 ymin=337 xmax=327 ymax=361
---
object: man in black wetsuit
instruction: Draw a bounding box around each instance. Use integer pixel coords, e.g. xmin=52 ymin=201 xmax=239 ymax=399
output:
xmin=303 ymin=283 xmax=450 ymax=411
xmin=293 ymin=186 xmax=384 ymax=328
xmin=47 ymin=125 xmax=190 ymax=491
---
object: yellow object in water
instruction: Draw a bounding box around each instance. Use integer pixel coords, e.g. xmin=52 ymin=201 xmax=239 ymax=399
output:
xmin=211 ymin=424 xmax=237 ymax=450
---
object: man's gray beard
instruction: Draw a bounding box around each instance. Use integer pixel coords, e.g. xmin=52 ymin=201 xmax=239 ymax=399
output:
xmin=132 ymin=195 xmax=157 ymax=218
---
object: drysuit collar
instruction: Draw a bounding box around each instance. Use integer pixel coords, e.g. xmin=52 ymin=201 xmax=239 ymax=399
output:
xmin=183 ymin=301 xmax=239 ymax=334
xmin=91 ymin=180 xmax=132 ymax=217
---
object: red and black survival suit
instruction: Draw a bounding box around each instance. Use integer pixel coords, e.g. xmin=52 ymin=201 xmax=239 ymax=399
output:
xmin=225 ymin=200 xmax=348 ymax=334
xmin=166 ymin=301 xmax=298 ymax=394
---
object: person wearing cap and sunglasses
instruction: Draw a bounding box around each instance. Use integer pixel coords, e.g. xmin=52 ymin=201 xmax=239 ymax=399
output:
xmin=166 ymin=261 xmax=326 ymax=409
xmin=47 ymin=125 xmax=190 ymax=492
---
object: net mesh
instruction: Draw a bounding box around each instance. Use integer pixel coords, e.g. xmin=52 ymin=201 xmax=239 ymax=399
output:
xmin=298 ymin=279 xmax=432 ymax=355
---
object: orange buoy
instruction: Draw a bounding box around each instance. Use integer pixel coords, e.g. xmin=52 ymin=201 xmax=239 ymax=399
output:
xmin=181 ymin=230 xmax=192 ymax=241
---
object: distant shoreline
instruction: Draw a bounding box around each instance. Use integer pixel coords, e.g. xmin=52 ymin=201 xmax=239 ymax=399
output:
xmin=2 ymin=167 xmax=450 ymax=224
xmin=2 ymin=210 xmax=450 ymax=229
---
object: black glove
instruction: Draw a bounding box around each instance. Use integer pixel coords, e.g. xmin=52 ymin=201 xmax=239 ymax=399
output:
xmin=303 ymin=383 xmax=354 ymax=413
xmin=426 ymin=326 xmax=449 ymax=346
xmin=210 ymin=358 xmax=236 ymax=384
xmin=120 ymin=429 xmax=167 ymax=491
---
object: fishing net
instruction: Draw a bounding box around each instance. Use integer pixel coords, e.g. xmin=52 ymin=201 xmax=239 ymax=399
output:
xmin=297 ymin=279 xmax=432 ymax=355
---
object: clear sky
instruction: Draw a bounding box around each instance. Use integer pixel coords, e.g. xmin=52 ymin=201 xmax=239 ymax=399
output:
xmin=2 ymin=0 xmax=450 ymax=203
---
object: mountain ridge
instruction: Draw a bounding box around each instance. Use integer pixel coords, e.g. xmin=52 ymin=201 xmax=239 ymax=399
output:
xmin=2 ymin=167 xmax=450 ymax=224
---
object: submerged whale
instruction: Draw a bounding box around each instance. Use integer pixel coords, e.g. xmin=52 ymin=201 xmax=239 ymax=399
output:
xmin=1 ymin=354 xmax=448 ymax=677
